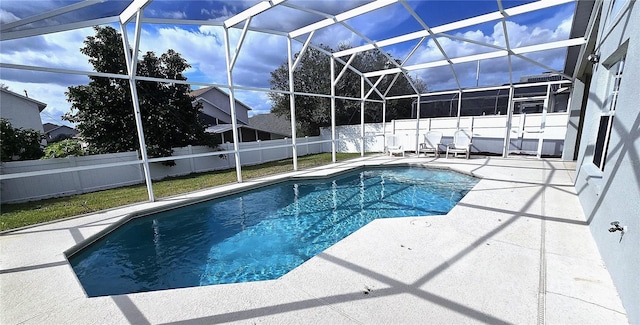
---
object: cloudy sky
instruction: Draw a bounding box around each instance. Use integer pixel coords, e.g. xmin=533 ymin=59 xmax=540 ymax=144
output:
xmin=0 ymin=0 xmax=575 ymax=127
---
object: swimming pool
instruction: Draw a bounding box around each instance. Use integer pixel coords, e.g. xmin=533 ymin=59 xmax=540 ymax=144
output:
xmin=68 ymin=166 xmax=478 ymax=297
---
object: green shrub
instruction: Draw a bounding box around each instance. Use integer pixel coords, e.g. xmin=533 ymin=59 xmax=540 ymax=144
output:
xmin=43 ymin=139 xmax=86 ymax=159
xmin=0 ymin=118 xmax=45 ymax=161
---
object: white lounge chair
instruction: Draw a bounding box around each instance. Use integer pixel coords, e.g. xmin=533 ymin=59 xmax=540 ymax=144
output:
xmin=446 ymin=130 xmax=472 ymax=159
xmin=419 ymin=131 xmax=442 ymax=158
xmin=386 ymin=134 xmax=404 ymax=157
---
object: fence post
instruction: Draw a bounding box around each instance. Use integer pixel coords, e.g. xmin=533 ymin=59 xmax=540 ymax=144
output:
xmin=305 ymin=136 xmax=309 ymax=156
xmin=188 ymin=145 xmax=196 ymax=174
xmin=470 ymin=116 xmax=475 ymax=134
xmin=226 ymin=142 xmax=233 ymax=169
xmin=257 ymin=140 xmax=263 ymax=164
xmin=284 ymin=138 xmax=291 ymax=158
xmin=68 ymin=156 xmax=83 ymax=195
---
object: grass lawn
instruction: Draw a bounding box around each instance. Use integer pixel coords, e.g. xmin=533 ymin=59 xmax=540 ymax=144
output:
xmin=0 ymin=152 xmax=363 ymax=231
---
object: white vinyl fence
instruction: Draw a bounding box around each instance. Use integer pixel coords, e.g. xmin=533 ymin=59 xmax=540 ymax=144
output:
xmin=322 ymin=112 xmax=569 ymax=156
xmin=0 ymin=137 xmax=323 ymax=204
xmin=1 ymin=113 xmax=569 ymax=204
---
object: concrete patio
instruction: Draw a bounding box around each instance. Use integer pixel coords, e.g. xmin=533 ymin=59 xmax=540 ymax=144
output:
xmin=0 ymin=155 xmax=628 ymax=324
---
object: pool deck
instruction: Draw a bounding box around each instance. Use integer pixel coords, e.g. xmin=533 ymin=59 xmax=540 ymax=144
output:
xmin=0 ymin=155 xmax=629 ymax=324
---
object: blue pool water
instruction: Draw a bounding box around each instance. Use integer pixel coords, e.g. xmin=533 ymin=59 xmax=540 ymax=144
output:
xmin=69 ymin=167 xmax=478 ymax=296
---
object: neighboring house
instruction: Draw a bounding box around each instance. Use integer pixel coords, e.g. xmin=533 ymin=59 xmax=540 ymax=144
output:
xmin=190 ymin=86 xmax=286 ymax=142
xmin=191 ymin=86 xmax=251 ymax=126
xmin=562 ymin=0 xmax=639 ymax=323
xmin=43 ymin=123 xmax=79 ymax=142
xmin=248 ymin=113 xmax=292 ymax=139
xmin=0 ymin=88 xmax=46 ymax=136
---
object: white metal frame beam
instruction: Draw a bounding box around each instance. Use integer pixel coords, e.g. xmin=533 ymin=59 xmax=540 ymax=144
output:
xmin=496 ymin=0 xmax=514 ymax=84
xmin=360 ymin=76 xmax=365 ymax=156
xmin=120 ymin=10 xmax=155 ymax=201
xmin=399 ymin=0 xmax=461 ymax=90
xmin=289 ymin=0 xmax=398 ymax=38
xmin=330 ymin=58 xmax=337 ymax=163
xmin=292 ymin=31 xmax=315 ymax=71
xmin=337 ymin=20 xmax=421 ymax=96
xmin=223 ymin=27 xmax=244 ymax=183
xmin=363 ymin=38 xmax=585 ymax=78
xmin=287 ymin=37 xmax=299 ymax=170
xmin=224 ymin=0 xmax=286 ymax=28
xmin=436 ymin=32 xmax=574 ymax=80
xmin=0 ymin=17 xmax=118 ymax=41
xmin=120 ymin=0 xmax=151 ymax=24
xmin=333 ymin=0 xmax=574 ymax=58
xmin=1 ymin=0 xmax=107 ymax=31
xmin=230 ymin=17 xmax=253 ymax=70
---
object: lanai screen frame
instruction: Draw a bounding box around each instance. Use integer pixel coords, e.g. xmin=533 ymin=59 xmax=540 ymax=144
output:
xmin=0 ymin=0 xmax=585 ymax=202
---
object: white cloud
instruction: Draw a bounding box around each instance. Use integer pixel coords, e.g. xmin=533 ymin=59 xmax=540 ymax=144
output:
xmin=405 ymin=14 xmax=572 ymax=90
xmin=235 ymin=90 xmax=272 ymax=116
xmin=0 ymin=27 xmax=95 ymax=73
xmin=200 ymin=6 xmax=234 ymax=20
xmin=1 ymin=79 xmax=77 ymax=127
xmin=1 ymin=26 xmax=103 ymax=127
xmin=0 ymin=8 xmax=20 ymax=24
xmin=132 ymin=24 xmax=288 ymax=116
xmin=141 ymin=26 xmax=228 ymax=84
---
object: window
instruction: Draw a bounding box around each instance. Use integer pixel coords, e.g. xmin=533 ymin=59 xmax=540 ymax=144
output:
xmin=607 ymin=0 xmax=629 ymax=26
xmin=593 ymin=58 xmax=624 ymax=170
xmin=593 ymin=115 xmax=612 ymax=170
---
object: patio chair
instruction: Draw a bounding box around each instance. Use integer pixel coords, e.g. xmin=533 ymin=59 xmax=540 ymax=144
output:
xmin=446 ymin=129 xmax=472 ymax=159
xmin=419 ymin=131 xmax=443 ymax=158
xmin=386 ymin=134 xmax=404 ymax=157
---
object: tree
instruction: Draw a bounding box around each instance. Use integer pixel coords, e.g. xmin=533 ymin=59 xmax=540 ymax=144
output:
xmin=0 ymin=118 xmax=45 ymax=162
xmin=269 ymin=44 xmax=426 ymax=136
xmin=64 ymin=26 xmax=212 ymax=164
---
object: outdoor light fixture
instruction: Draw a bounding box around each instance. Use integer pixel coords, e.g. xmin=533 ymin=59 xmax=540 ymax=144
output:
xmin=587 ymin=53 xmax=600 ymax=63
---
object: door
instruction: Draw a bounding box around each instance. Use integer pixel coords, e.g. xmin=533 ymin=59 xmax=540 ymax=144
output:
xmin=506 ymin=96 xmax=548 ymax=158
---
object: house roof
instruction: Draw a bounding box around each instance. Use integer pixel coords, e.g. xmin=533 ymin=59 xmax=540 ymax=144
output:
xmin=205 ymin=124 xmax=236 ymax=134
xmin=43 ymin=123 xmax=59 ymax=132
xmin=189 ymin=87 xmax=213 ymax=98
xmin=249 ymin=113 xmax=292 ymax=137
xmin=0 ymin=88 xmax=47 ymax=112
xmin=42 ymin=123 xmax=78 ymax=134
xmin=205 ymin=123 xmax=288 ymax=138
xmin=190 ymin=86 xmax=252 ymax=111
xmin=194 ymin=97 xmax=248 ymax=126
